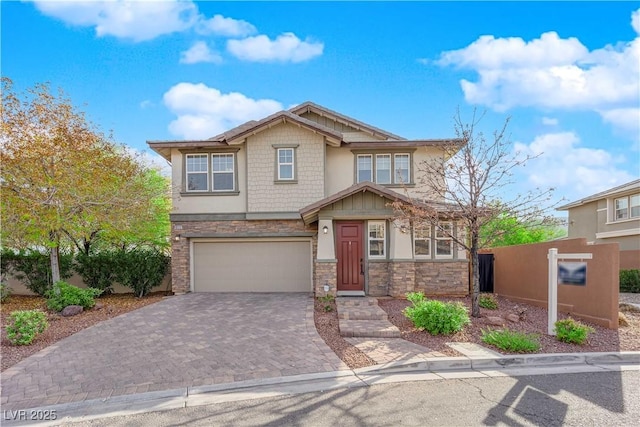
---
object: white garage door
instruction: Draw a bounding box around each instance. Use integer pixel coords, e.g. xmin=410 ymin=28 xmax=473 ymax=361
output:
xmin=193 ymin=240 xmax=312 ymax=292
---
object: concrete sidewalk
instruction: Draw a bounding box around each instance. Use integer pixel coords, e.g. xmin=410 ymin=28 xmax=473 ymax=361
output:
xmin=3 ymin=350 xmax=638 ymax=426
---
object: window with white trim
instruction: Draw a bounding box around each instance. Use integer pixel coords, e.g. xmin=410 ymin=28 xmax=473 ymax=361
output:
xmin=212 ymin=154 xmax=235 ymax=191
xmin=357 ymin=155 xmax=373 ymax=182
xmin=615 ymin=194 xmax=640 ymax=221
xmin=368 ymin=221 xmax=386 ymax=258
xmin=435 ymin=222 xmax=453 ymax=258
xmin=395 ymin=154 xmax=410 ymax=184
xmin=186 ymin=154 xmax=209 ymax=192
xmin=277 ymin=148 xmax=295 ymax=180
xmin=413 ymin=224 xmax=431 ymax=258
xmin=376 ymin=154 xmax=391 ymax=184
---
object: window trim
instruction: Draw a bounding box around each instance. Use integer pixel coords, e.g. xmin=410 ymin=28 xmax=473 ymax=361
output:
xmin=211 ymin=153 xmax=235 ymax=192
xmin=394 ymin=153 xmax=410 ymax=185
xmin=352 ymin=149 xmax=415 ymax=186
xmin=413 ymin=223 xmax=431 ymax=258
xmin=356 ymin=154 xmax=373 ymax=183
xmin=180 ymin=149 xmax=240 ymax=195
xmin=273 ymin=144 xmax=298 ymax=183
xmin=435 ymin=222 xmax=454 ymax=259
xmin=375 ymin=154 xmax=392 ymax=184
xmin=185 ymin=153 xmax=210 ymax=193
xmin=612 ymin=193 xmax=640 ymax=222
xmin=368 ymin=220 xmax=386 ymax=259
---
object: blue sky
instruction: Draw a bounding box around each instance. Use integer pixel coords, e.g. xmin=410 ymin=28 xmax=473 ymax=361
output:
xmin=3 ymin=1 xmax=639 ymax=208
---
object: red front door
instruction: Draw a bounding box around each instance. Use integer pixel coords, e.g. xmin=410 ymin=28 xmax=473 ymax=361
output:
xmin=336 ymin=222 xmax=364 ymax=291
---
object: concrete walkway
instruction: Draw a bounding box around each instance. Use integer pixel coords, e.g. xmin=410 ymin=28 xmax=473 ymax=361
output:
xmin=0 ymin=293 xmax=347 ymax=411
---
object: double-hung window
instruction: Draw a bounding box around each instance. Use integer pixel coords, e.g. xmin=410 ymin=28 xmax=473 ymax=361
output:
xmin=186 ymin=154 xmax=209 ymax=192
xmin=355 ymin=152 xmax=411 ymax=185
xmin=614 ymin=194 xmax=640 ymax=221
xmin=435 ymin=222 xmax=453 ymax=259
xmin=368 ymin=221 xmax=386 ymax=258
xmin=277 ymin=148 xmax=295 ymax=181
xmin=212 ymin=154 xmax=235 ymax=191
xmin=413 ymin=224 xmax=431 ymax=258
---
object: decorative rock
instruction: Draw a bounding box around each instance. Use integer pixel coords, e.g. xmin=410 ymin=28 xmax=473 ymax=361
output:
xmin=94 ymin=302 xmax=104 ymax=310
xmin=61 ymin=305 xmax=84 ymax=317
xmin=486 ymin=316 xmax=505 ymax=326
xmin=619 ymin=312 xmax=629 ymax=327
xmin=506 ymin=313 xmax=520 ymax=323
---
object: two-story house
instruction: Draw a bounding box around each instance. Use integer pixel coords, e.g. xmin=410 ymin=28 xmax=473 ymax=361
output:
xmin=557 ymin=179 xmax=640 ymax=270
xmin=148 ymin=102 xmax=469 ymax=297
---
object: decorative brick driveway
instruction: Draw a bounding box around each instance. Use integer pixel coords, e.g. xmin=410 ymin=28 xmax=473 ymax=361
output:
xmin=1 ymin=293 xmax=347 ymax=410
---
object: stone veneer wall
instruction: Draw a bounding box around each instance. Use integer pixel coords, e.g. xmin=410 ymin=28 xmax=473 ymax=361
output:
xmin=388 ymin=262 xmax=416 ymax=297
xmin=414 ymin=261 xmax=469 ymax=296
xmin=367 ymin=261 xmax=390 ymax=296
xmin=314 ymin=261 xmax=337 ymax=297
xmin=171 ymin=219 xmax=316 ymax=294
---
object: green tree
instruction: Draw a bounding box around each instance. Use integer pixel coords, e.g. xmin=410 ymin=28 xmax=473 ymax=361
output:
xmin=480 ymin=212 xmax=566 ymax=247
xmin=393 ymin=109 xmax=558 ymax=317
xmin=1 ymin=78 xmax=169 ymax=287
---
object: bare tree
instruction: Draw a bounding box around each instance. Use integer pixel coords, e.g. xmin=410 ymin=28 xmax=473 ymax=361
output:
xmin=392 ymin=108 xmax=558 ymax=317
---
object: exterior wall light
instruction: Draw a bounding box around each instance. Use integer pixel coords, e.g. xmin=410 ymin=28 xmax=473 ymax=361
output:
xmin=174 ymin=235 xmax=180 ymax=242
xmin=322 ymin=225 xmax=329 ymax=234
xmin=323 ymin=283 xmax=330 ymax=292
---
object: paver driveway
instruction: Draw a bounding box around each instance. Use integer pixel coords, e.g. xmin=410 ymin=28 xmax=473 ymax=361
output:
xmin=1 ymin=293 xmax=347 ymax=410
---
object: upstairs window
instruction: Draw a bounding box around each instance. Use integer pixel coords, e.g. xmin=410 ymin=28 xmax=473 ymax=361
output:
xmin=614 ymin=194 xmax=640 ymax=221
xmin=357 ymin=155 xmax=373 ymax=182
xmin=186 ymin=154 xmax=209 ymax=192
xmin=212 ymin=154 xmax=235 ymax=191
xmin=355 ymin=152 xmax=411 ymax=185
xmin=277 ymin=148 xmax=295 ymax=181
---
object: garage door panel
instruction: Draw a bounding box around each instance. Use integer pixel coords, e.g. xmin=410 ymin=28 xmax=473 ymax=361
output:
xmin=193 ymin=241 xmax=311 ymax=292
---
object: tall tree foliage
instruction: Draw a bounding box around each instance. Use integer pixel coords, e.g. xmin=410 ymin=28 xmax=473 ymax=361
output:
xmin=1 ymin=78 xmax=169 ymax=285
xmin=480 ymin=213 xmax=566 ymax=247
xmin=392 ymin=109 xmax=558 ymax=317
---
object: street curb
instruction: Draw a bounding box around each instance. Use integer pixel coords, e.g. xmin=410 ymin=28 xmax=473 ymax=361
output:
xmin=3 ymin=351 xmax=639 ymax=426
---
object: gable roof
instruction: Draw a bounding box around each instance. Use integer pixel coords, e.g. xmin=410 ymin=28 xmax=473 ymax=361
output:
xmin=290 ymin=101 xmax=406 ymax=141
xmin=557 ymin=179 xmax=640 ymax=211
xmin=299 ymin=181 xmax=461 ymax=224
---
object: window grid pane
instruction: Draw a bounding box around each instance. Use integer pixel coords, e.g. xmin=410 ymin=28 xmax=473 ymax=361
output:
xmin=435 ymin=222 xmax=453 ymax=258
xmin=615 ymin=197 xmax=629 ymax=220
xmin=278 ymin=148 xmax=294 ymax=180
xmin=368 ymin=222 xmax=385 ymax=257
xmin=211 ymin=154 xmax=235 ymax=191
xmin=186 ymin=154 xmax=209 ymax=191
xmin=630 ymin=194 xmax=640 ymax=218
xmin=394 ymin=154 xmax=410 ymax=184
xmin=376 ymin=155 xmax=391 ymax=184
xmin=414 ymin=224 xmax=431 ymax=257
xmin=357 ymin=155 xmax=372 ymax=182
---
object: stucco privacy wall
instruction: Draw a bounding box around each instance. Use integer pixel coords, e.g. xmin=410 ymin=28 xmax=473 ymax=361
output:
xmin=620 ymin=250 xmax=640 ymax=270
xmin=171 ymin=219 xmax=317 ymax=294
xmin=6 ymin=273 xmax=171 ymax=296
xmin=246 ymin=123 xmax=324 ymax=212
xmin=487 ymin=238 xmax=619 ymax=329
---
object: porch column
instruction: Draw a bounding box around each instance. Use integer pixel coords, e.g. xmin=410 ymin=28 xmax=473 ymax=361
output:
xmin=317 ymin=219 xmax=336 ymax=260
xmin=390 ymin=219 xmax=413 ymax=260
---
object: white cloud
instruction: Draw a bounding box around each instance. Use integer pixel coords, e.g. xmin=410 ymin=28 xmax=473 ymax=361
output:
xmin=435 ymin=9 xmax=640 ymax=141
xmin=514 ymin=132 xmax=635 ymax=200
xmin=180 ymin=41 xmax=222 ymax=64
xmin=196 ymin=14 xmax=256 ymax=37
xmin=541 ymin=117 xmax=558 ymax=126
xmin=163 ymin=83 xmax=283 ymax=139
xmin=33 ymin=0 xmax=198 ymax=42
xmin=227 ymin=32 xmax=324 ymax=63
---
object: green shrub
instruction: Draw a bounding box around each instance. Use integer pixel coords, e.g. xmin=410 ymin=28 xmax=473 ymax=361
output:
xmin=481 ymin=328 xmax=540 ymax=352
xmin=554 ymin=318 xmax=594 ymax=345
xmin=115 ymin=248 xmax=169 ymax=297
xmin=74 ymin=251 xmax=121 ymax=293
xmin=45 ymin=281 xmax=102 ymax=312
xmin=6 ymin=310 xmax=48 ymax=345
xmin=479 ymin=293 xmax=498 ymax=310
xmin=403 ymin=292 xmax=470 ymax=335
xmin=1 ymin=249 xmax=73 ymax=296
xmin=0 ymin=283 xmax=12 ymax=303
xmin=620 ymin=269 xmax=640 ymax=293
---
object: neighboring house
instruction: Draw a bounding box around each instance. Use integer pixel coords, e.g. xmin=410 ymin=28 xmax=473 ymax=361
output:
xmin=557 ymin=179 xmax=640 ymax=270
xmin=148 ymin=102 xmax=469 ymax=297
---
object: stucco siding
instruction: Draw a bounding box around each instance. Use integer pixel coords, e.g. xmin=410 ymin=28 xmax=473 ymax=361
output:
xmin=567 ymin=202 xmax=598 ymax=241
xmin=247 ymin=122 xmax=324 ymax=212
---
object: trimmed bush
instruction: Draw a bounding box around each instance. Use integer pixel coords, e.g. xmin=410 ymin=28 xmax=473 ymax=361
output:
xmin=115 ymin=248 xmax=169 ymax=297
xmin=481 ymin=328 xmax=540 ymax=353
xmin=479 ymin=293 xmax=498 ymax=310
xmin=74 ymin=251 xmax=121 ymax=293
xmin=1 ymin=249 xmax=73 ymax=296
xmin=6 ymin=310 xmax=48 ymax=345
xmin=45 ymin=281 xmax=102 ymax=312
xmin=554 ymin=318 xmax=594 ymax=345
xmin=403 ymin=292 xmax=470 ymax=335
xmin=620 ymin=269 xmax=640 ymax=293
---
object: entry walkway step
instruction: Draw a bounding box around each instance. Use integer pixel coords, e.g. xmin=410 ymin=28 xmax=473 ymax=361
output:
xmin=336 ymin=297 xmax=400 ymax=338
xmin=346 ymin=338 xmax=445 ymax=364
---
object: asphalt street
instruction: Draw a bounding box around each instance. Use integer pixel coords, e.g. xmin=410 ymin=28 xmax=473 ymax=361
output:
xmin=64 ymin=370 xmax=639 ymax=427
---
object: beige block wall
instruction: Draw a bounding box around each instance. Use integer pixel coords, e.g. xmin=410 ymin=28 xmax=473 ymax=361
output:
xmin=247 ymin=123 xmax=325 ymax=212
xmin=170 ymin=148 xmax=247 ymax=214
